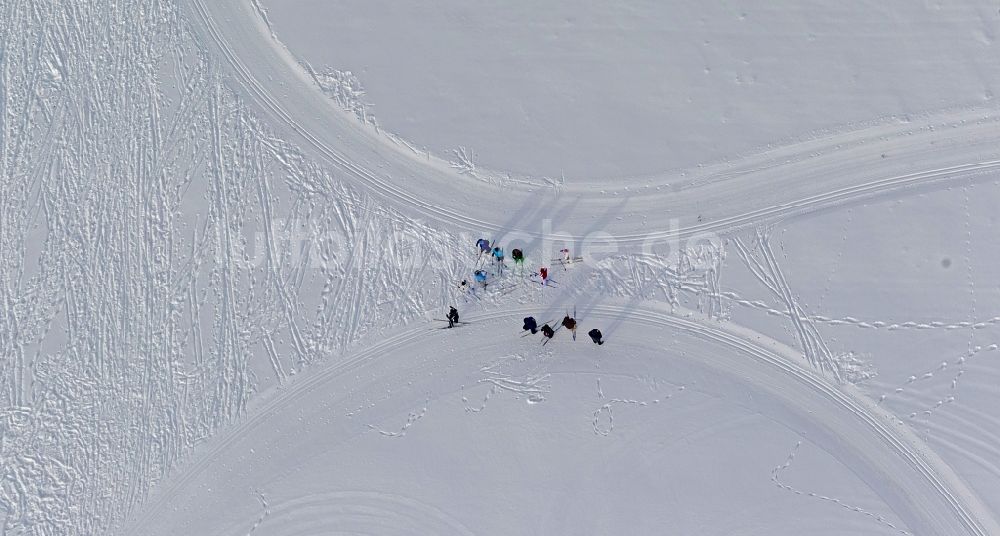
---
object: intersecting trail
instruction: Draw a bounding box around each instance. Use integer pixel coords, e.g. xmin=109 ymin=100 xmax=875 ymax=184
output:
xmin=8 ymin=0 xmax=1000 ymax=534
xmin=733 ymin=230 xmax=840 ymax=381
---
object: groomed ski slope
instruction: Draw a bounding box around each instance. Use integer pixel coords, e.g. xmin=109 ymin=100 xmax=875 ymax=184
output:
xmin=185 ymin=0 xmax=1000 ymax=241
xmin=6 ymin=0 xmax=1000 ymax=534
xmin=126 ymin=301 xmax=995 ymax=535
xmin=116 ymin=0 xmax=1000 ymax=535
xmin=259 ymin=1 xmax=1000 ymax=182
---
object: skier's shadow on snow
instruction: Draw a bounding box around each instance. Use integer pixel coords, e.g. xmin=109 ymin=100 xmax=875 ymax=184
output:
xmin=485 ymin=190 xmax=655 ymax=344
xmin=584 ymin=196 xmax=677 ymax=343
xmin=493 ymin=195 xmax=582 ymax=270
xmin=540 ymin=197 xmax=633 ymax=342
xmin=453 ymin=192 xmax=549 ymax=287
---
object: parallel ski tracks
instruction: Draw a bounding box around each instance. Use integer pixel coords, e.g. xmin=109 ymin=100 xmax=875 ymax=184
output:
xmin=616 ymin=307 xmax=993 ymax=536
xmin=189 ymin=0 xmax=498 ymax=232
xmin=128 ymin=303 xmax=998 ymax=536
xmin=162 ymin=1 xmax=1000 ymax=534
xmin=186 ymin=0 xmax=1000 ymax=243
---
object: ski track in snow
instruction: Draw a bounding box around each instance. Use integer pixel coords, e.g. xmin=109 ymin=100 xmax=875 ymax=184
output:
xmin=0 ymin=2 xmax=487 ymax=533
xmin=469 ymin=351 xmax=554 ymax=408
xmin=732 ymin=229 xmax=842 ymax=381
xmin=588 ymin=245 xmax=1000 ymax=420
xmin=5 ymin=0 xmax=1000 ymax=534
xmin=233 ymin=491 xmax=478 ymax=536
xmin=184 ymin=0 xmax=1000 ymax=243
xmin=0 ymin=3 xmax=247 ymax=533
xmin=125 ymin=301 xmax=1000 ymax=536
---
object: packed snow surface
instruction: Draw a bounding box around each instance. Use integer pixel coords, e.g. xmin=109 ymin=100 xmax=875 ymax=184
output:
xmin=3 ymin=1 xmax=1000 ymax=535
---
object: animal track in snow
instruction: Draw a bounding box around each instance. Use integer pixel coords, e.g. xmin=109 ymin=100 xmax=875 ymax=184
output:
xmin=368 ymin=402 xmax=429 ymax=438
xmin=771 ymin=441 xmax=910 ymax=535
xmin=591 ymin=379 xmax=684 ymax=436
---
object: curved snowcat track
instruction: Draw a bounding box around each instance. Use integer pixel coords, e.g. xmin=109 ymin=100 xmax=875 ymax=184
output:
xmin=127 ymin=303 xmax=1000 ymax=536
xmin=185 ymin=0 xmax=1000 ymax=243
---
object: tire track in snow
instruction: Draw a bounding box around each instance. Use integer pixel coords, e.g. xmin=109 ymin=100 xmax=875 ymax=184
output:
xmin=127 ymin=301 xmax=1000 ymax=536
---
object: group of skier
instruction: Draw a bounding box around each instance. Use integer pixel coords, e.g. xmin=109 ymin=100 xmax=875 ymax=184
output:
xmin=467 ymin=238 xmax=573 ymax=291
xmin=441 ymin=305 xmax=604 ymax=345
xmin=443 ymin=238 xmax=603 ymax=344
xmin=523 ymin=313 xmax=604 ymax=345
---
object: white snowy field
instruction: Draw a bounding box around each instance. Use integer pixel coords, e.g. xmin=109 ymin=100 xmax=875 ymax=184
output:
xmin=129 ymin=305 xmax=919 ymax=536
xmin=4 ymin=1 xmax=1000 ymax=535
xmin=261 ymin=0 xmax=1000 ymax=180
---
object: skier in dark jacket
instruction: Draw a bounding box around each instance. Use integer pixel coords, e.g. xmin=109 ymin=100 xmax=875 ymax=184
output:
xmin=447 ymin=306 xmax=460 ymax=328
xmin=561 ymin=315 xmax=577 ymax=334
xmin=522 ymin=316 xmax=538 ymax=334
xmin=476 ymin=238 xmax=491 ymax=254
xmin=541 ymin=324 xmax=555 ymax=339
xmin=588 ymin=328 xmax=604 ymax=345
xmin=511 ymin=248 xmax=524 ymax=264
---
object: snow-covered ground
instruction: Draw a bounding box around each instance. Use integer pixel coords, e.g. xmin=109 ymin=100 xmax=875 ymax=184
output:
xmin=4 ymin=1 xmax=1000 ymax=535
xmin=260 ymin=0 xmax=1000 ymax=180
